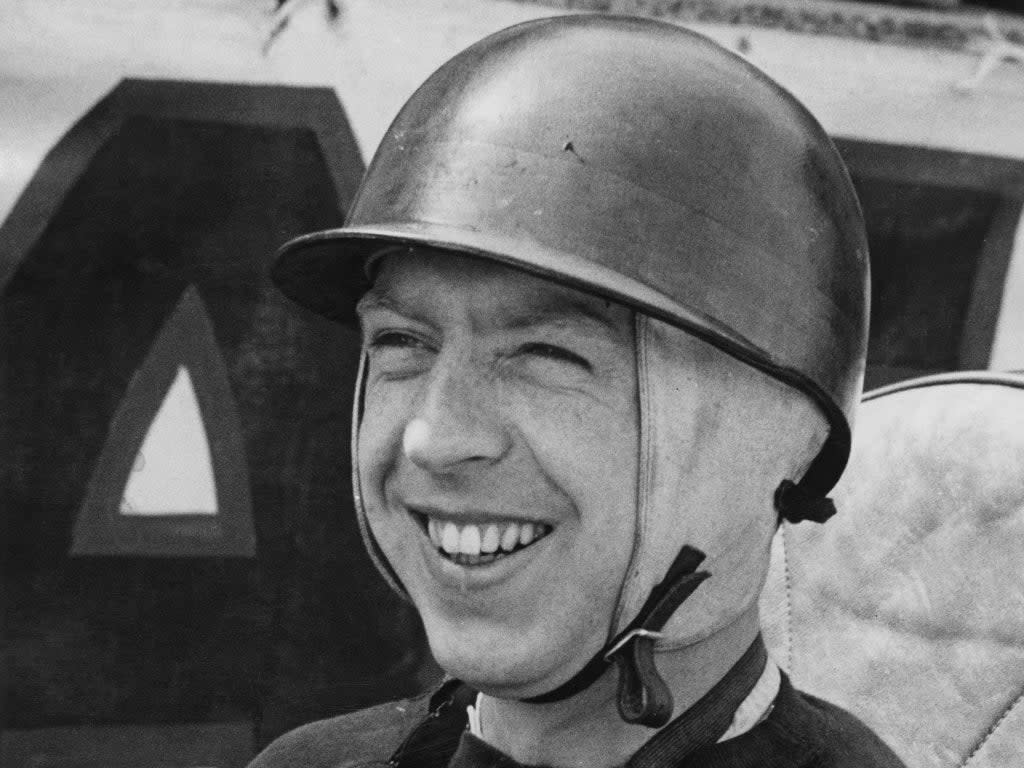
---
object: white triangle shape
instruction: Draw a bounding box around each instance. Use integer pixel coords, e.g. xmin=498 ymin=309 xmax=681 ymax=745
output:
xmin=120 ymin=365 xmax=218 ymax=516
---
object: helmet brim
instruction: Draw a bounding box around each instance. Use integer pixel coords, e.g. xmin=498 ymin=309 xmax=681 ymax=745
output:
xmin=274 ymin=221 xmax=750 ymax=350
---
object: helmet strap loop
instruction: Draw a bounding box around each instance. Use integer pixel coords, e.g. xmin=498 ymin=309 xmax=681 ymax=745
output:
xmin=522 ymin=545 xmax=710 ymax=728
xmin=774 ymin=479 xmax=837 ymax=524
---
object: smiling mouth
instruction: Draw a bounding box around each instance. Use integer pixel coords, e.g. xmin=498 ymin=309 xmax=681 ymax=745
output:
xmin=411 ymin=512 xmax=553 ymax=566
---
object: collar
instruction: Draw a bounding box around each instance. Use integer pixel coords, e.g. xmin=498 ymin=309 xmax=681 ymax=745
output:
xmin=626 ymin=635 xmax=767 ymax=768
xmin=393 ymin=636 xmax=768 ymax=768
xmin=467 ymin=640 xmax=777 ymax=745
xmin=718 ymin=654 xmax=780 ymax=741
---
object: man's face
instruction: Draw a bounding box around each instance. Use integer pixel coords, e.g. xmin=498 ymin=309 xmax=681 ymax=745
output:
xmin=356 ymin=250 xmax=639 ymax=697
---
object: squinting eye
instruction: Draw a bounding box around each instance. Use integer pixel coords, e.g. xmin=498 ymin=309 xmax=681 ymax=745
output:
xmin=363 ymin=330 xmax=434 ymax=380
xmin=519 ymin=343 xmax=592 ymax=372
xmin=367 ymin=330 xmax=428 ymax=351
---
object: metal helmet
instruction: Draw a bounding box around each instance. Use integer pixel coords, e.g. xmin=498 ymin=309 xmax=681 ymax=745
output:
xmin=273 ymin=14 xmax=869 ymax=510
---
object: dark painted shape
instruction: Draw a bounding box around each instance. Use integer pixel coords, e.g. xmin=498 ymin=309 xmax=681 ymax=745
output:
xmin=0 ymin=80 xmax=364 ymax=297
xmin=835 ymin=138 xmax=1024 ymax=198
xmin=855 ymin=176 xmax=1002 ymax=388
xmin=830 ymin=138 xmax=1024 ymax=387
xmin=72 ymin=285 xmax=256 ymax=557
xmin=1 ymin=79 xmax=432 ymax=762
xmin=959 ymin=200 xmax=1023 ymax=370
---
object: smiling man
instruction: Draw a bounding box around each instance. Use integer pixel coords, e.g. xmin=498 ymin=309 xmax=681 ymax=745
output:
xmin=355 ymin=252 xmax=640 ymax=705
xmin=252 ymin=14 xmax=906 ymax=768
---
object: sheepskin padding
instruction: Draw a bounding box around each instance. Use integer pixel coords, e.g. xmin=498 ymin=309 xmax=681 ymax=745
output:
xmin=760 ymin=373 xmax=1024 ymax=768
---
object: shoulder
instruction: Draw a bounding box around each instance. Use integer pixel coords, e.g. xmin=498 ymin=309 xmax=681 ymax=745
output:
xmin=771 ymin=677 xmax=907 ymax=768
xmin=247 ymin=695 xmax=430 ymax=768
xmin=798 ymin=696 xmax=905 ymax=767
xmin=701 ymin=675 xmax=907 ymax=768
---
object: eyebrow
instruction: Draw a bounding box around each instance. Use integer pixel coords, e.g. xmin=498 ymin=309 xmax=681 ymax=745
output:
xmin=501 ymin=298 xmax=625 ymax=340
xmin=355 ymin=284 xmax=628 ymax=341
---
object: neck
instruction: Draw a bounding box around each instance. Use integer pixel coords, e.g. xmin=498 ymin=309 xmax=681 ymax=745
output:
xmin=477 ymin=607 xmax=761 ymax=768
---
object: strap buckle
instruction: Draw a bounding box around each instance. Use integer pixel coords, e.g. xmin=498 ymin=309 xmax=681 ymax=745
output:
xmin=603 ymin=628 xmax=665 ymax=661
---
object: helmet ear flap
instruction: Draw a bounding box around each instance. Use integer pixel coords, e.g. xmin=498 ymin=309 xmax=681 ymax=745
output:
xmin=351 ymin=352 xmax=411 ymax=600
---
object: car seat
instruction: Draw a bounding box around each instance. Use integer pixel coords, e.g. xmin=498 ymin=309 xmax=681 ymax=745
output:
xmin=760 ymin=372 xmax=1024 ymax=767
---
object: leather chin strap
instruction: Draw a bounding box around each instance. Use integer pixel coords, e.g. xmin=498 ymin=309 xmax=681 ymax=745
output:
xmin=520 ymin=479 xmax=833 ymax=728
xmin=522 ymin=545 xmax=710 ymax=728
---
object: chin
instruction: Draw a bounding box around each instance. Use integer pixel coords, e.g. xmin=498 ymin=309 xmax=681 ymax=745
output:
xmin=425 ymin=625 xmax=562 ymax=699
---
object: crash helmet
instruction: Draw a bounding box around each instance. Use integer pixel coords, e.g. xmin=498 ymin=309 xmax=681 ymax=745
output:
xmin=272 ymin=13 xmax=869 ymax=724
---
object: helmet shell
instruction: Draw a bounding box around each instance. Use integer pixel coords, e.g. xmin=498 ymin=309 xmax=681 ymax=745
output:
xmin=273 ymin=14 xmax=869 ymax=495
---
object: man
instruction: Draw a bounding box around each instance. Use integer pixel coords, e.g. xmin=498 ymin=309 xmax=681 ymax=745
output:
xmin=254 ymin=14 xmax=906 ymax=768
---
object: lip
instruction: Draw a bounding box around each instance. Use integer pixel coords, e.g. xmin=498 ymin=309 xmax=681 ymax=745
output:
xmin=405 ymin=505 xmax=555 ymax=592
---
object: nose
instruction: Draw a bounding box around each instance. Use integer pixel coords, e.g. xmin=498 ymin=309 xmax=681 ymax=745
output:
xmin=402 ymin=357 xmax=511 ymax=473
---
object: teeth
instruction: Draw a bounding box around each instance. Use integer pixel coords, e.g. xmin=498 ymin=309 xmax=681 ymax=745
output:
xmin=459 ymin=525 xmax=481 ymax=556
xmin=421 ymin=516 xmax=551 ymax=561
xmin=481 ymin=525 xmax=500 ymax=553
xmin=441 ymin=522 xmax=460 ymax=554
xmin=519 ymin=522 xmax=535 ymax=546
xmin=428 ymin=519 xmax=442 ymax=548
xmin=500 ymin=524 xmax=520 ymax=552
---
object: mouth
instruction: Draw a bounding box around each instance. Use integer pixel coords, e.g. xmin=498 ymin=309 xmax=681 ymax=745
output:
xmin=411 ymin=511 xmax=553 ymax=567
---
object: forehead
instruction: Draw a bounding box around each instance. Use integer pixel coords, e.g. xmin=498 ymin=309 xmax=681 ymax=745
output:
xmin=359 ymin=249 xmax=633 ymax=335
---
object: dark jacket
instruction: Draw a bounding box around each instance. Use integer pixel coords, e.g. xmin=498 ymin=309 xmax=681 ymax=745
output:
xmin=249 ymin=674 xmax=906 ymax=768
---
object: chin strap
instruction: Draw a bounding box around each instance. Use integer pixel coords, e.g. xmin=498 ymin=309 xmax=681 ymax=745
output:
xmin=522 ymin=545 xmax=710 ymax=728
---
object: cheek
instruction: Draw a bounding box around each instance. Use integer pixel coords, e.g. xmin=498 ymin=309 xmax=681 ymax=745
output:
xmin=519 ymin=392 xmax=639 ymax=570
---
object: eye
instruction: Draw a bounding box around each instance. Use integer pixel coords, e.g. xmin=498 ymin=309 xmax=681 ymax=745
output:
xmin=518 ymin=342 xmax=592 ymax=372
xmin=367 ymin=330 xmax=429 ymax=351
xmin=363 ymin=330 xmax=435 ymax=380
